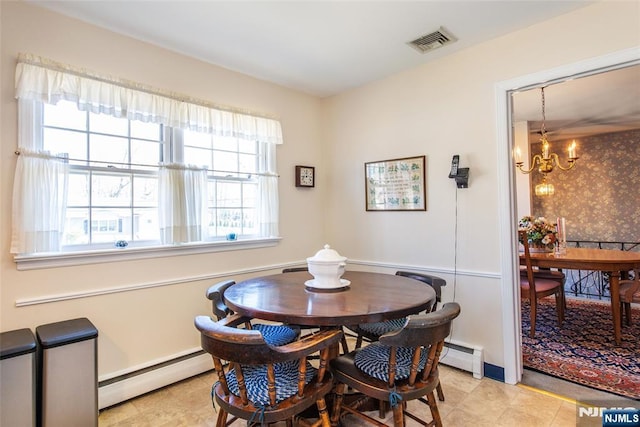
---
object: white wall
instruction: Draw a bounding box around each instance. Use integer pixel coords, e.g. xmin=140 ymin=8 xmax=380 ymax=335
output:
xmin=1 ymin=0 xmax=638 ymax=393
xmin=322 ymin=1 xmax=640 ymax=369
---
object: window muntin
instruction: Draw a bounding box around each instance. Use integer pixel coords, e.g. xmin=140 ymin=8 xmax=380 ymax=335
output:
xmin=40 ymin=100 xmax=263 ymax=251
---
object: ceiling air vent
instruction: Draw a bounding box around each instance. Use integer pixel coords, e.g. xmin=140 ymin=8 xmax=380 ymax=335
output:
xmin=407 ymin=27 xmax=457 ymax=54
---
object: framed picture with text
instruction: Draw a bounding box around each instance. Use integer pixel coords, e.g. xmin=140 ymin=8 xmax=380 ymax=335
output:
xmin=364 ymin=155 xmax=426 ymax=211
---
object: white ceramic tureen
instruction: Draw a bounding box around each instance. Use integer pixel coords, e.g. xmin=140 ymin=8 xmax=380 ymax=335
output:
xmin=306 ymin=244 xmax=349 ymax=289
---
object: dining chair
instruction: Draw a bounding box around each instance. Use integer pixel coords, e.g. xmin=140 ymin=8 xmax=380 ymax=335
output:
xmin=349 ymin=272 xmax=444 ymax=349
xmin=195 ymin=313 xmax=343 ymax=427
xmin=519 ymin=230 xmax=565 ymax=338
xmin=346 ymin=271 xmax=447 ymax=412
xmin=519 ymin=266 xmax=566 ymax=309
xmin=619 ymin=268 xmax=640 ymax=326
xmin=206 ymin=280 xmax=300 ymax=346
xmin=329 ymin=302 xmax=461 ymax=427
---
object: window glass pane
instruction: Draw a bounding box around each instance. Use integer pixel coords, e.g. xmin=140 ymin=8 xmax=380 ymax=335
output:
xmin=68 ymin=172 xmax=89 ymax=206
xmin=89 ymin=112 xmax=128 ymax=136
xmin=63 ymin=208 xmax=89 ymax=245
xmin=130 ymin=120 xmax=161 ymax=140
xmin=90 ymin=135 xmax=129 ymax=165
xmin=90 ymin=208 xmax=130 ymax=243
xmin=239 ymin=153 xmax=256 ymax=175
xmin=242 ymin=208 xmax=258 ymax=234
xmin=214 ymin=136 xmax=237 ymax=152
xmin=213 ymin=151 xmax=238 ymax=176
xmin=217 ymin=209 xmax=242 ymax=235
xmin=238 ymin=138 xmax=256 ymax=154
xmin=131 ymin=139 xmax=162 ymax=168
xmin=92 ymin=173 xmax=132 ymax=207
xmin=217 ymin=181 xmax=241 ymax=207
xmin=184 ymin=146 xmax=211 ymax=169
xmin=43 ymin=128 xmax=87 ymax=160
xmin=243 ymin=183 xmax=258 ymax=208
xmin=43 ymin=101 xmax=86 ymax=131
xmin=206 ymin=209 xmax=217 ymax=237
xmin=133 ymin=176 xmax=157 ymax=207
xmin=133 ymin=208 xmax=159 ymax=241
xmin=184 ymin=130 xmax=212 ymax=149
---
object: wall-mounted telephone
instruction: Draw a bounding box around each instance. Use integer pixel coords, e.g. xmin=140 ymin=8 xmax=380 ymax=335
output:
xmin=448 ymin=155 xmax=460 ymax=178
xmin=448 ymin=155 xmax=469 ymax=188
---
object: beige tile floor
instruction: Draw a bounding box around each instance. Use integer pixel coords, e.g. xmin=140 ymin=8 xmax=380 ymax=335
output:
xmin=98 ymin=363 xmax=582 ymax=427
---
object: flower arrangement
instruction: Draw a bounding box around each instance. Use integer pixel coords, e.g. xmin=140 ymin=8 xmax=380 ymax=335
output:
xmin=518 ymin=216 xmax=557 ymax=250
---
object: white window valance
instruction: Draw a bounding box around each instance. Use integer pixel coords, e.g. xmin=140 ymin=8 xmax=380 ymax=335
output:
xmin=14 ymin=53 xmax=283 ymax=144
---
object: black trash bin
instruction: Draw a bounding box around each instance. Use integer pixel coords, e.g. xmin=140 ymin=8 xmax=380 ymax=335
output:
xmin=1 ymin=328 xmax=37 ymax=427
xmin=36 ymin=318 xmax=98 ymax=427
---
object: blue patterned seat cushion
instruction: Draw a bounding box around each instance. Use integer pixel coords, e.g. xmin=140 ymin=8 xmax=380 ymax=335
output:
xmin=354 ymin=342 xmax=427 ymax=382
xmin=252 ymin=324 xmax=298 ymax=346
xmin=225 ymin=360 xmax=316 ymax=405
xmin=357 ymin=318 xmax=407 ymax=336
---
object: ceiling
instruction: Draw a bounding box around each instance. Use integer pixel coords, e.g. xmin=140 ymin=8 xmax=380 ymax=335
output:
xmin=512 ymin=64 xmax=640 ymax=141
xmin=27 ymin=1 xmax=640 ymax=139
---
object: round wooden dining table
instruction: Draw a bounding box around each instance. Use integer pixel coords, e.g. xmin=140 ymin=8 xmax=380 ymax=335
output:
xmin=223 ymin=270 xmax=436 ymax=327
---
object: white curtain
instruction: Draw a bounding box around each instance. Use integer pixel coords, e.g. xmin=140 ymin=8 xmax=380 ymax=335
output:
xmin=10 ymin=99 xmax=69 ymax=253
xmin=158 ymin=164 xmax=208 ymax=244
xmin=258 ymin=142 xmax=279 ymax=237
xmin=14 ymin=54 xmax=284 ymax=144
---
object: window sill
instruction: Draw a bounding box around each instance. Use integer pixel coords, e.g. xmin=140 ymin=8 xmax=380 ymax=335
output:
xmin=14 ymin=237 xmax=282 ymax=271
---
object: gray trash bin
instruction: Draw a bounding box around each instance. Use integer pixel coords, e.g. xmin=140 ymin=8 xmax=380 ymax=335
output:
xmin=0 ymin=328 xmax=37 ymax=427
xmin=36 ymin=318 xmax=98 ymax=427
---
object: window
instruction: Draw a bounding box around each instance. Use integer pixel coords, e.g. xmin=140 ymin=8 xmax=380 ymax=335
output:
xmin=12 ymin=54 xmax=283 ymax=259
xmin=34 ymin=100 xmax=265 ymax=251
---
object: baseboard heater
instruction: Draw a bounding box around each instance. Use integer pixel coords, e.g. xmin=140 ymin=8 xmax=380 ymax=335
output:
xmin=99 ymin=340 xmax=484 ymax=409
xmin=439 ymin=339 xmax=484 ymax=379
xmin=98 ymin=350 xmax=212 ymax=410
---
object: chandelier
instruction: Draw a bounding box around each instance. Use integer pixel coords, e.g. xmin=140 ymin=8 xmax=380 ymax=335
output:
xmin=514 ymin=87 xmax=579 ymax=196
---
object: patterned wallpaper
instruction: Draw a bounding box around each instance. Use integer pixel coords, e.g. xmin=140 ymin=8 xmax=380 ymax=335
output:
xmin=530 ymin=129 xmax=640 ymax=244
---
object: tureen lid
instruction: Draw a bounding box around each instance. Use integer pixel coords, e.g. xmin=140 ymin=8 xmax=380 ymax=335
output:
xmin=307 ymin=244 xmax=347 ymax=263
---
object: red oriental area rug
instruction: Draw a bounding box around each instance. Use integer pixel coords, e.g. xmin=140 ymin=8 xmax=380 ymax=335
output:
xmin=521 ymin=297 xmax=640 ymax=400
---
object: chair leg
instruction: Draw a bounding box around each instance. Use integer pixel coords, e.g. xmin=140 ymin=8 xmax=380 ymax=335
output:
xmin=391 ymin=403 xmax=404 ymax=427
xmin=436 ymin=381 xmax=445 ymax=401
xmin=556 ymin=291 xmax=564 ymax=325
xmin=530 ymin=299 xmax=537 ymax=338
xmin=340 ymin=332 xmax=350 ymax=354
xmin=330 ymin=383 xmax=347 ymax=426
xmin=216 ymin=409 xmax=228 ymax=427
xmin=316 ymin=396 xmax=331 ymax=427
xmin=355 ymin=334 xmax=364 ymax=350
xmin=622 ymin=302 xmax=632 ymax=326
xmin=426 ymin=390 xmax=443 ymax=427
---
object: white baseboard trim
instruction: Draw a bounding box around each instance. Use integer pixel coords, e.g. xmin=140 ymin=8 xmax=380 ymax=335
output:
xmin=98 ymin=352 xmax=212 ymax=410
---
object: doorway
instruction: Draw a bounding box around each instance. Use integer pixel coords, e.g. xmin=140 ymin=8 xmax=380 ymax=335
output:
xmin=495 ymin=47 xmax=640 ymax=386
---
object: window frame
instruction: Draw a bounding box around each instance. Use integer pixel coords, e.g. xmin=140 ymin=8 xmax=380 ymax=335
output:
xmin=13 ymin=99 xmax=280 ymax=268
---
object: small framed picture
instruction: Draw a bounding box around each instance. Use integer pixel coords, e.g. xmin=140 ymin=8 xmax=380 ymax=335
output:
xmin=365 ymin=155 xmax=426 ymax=211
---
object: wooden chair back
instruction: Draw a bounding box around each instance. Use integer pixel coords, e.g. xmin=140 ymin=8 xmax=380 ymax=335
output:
xmin=205 ymin=279 xmax=235 ymax=320
xmin=519 ymin=230 xmax=537 ymax=300
xmin=195 ymin=314 xmax=342 ymax=426
xmin=378 ymin=302 xmax=460 ymax=387
xmin=395 ymin=270 xmax=446 ymax=311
